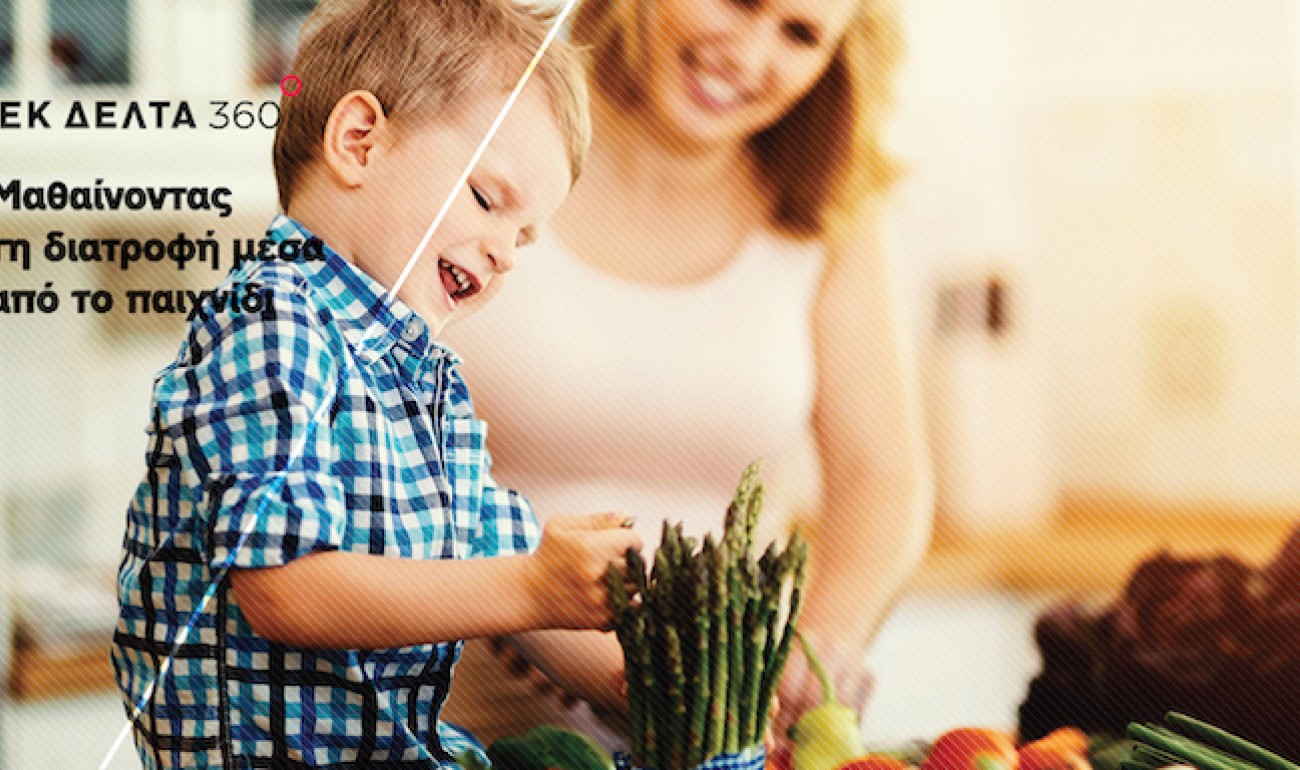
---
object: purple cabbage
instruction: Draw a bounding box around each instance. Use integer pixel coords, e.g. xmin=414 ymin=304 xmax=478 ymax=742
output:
xmin=1018 ymin=527 xmax=1300 ymax=753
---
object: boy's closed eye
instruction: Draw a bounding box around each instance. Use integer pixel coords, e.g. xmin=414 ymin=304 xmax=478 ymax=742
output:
xmin=470 ymin=180 xmax=538 ymax=248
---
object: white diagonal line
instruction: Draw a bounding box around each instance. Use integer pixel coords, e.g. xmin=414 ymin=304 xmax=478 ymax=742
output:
xmin=99 ymin=2 xmax=579 ymax=766
xmin=385 ymin=0 xmax=580 ymax=304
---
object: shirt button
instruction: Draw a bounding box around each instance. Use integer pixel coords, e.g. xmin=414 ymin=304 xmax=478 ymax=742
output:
xmin=401 ymin=318 xmax=424 ymax=342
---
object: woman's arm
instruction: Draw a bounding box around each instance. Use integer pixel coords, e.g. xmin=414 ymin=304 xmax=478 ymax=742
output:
xmin=777 ymin=202 xmax=935 ymax=723
xmin=231 ymin=513 xmax=640 ymax=649
xmin=802 ymin=200 xmax=935 ymax=650
xmin=507 ymin=629 xmax=628 ymax=715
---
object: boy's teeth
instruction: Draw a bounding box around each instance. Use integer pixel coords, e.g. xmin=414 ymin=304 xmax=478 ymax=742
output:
xmin=440 ymin=259 xmax=474 ymax=297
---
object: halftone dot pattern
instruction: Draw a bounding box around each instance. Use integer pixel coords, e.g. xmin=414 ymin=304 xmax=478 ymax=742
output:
xmin=0 ymin=0 xmax=1294 ymax=764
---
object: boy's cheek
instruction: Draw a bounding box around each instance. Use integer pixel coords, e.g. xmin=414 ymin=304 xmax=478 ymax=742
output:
xmin=467 ymin=277 xmax=506 ymax=312
xmin=453 ymin=277 xmax=509 ymax=322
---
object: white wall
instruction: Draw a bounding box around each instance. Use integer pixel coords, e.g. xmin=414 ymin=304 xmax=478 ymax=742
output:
xmin=892 ymin=0 xmax=1300 ymax=514
xmin=888 ymin=0 xmax=1056 ymax=528
xmin=1020 ymin=0 xmax=1300 ymax=505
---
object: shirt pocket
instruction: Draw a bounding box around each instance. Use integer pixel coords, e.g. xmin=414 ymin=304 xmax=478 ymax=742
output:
xmin=442 ymin=415 xmax=487 ymax=558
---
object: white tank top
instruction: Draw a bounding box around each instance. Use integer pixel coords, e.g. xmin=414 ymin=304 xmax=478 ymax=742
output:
xmin=442 ymin=225 xmax=827 ymax=549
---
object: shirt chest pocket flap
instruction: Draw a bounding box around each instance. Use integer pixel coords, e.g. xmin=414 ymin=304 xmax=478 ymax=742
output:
xmin=441 ymin=415 xmax=488 ymax=553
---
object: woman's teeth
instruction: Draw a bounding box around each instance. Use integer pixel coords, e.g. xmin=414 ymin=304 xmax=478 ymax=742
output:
xmin=696 ymin=72 xmax=745 ymax=107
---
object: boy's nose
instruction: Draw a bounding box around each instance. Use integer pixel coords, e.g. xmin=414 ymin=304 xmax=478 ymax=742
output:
xmin=484 ymin=241 xmax=516 ymax=274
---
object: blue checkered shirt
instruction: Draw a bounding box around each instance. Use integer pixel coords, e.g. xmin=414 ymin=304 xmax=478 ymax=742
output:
xmin=112 ymin=214 xmax=541 ymax=769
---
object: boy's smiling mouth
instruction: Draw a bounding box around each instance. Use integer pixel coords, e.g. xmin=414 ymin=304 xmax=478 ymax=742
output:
xmin=437 ymin=257 xmax=482 ymax=307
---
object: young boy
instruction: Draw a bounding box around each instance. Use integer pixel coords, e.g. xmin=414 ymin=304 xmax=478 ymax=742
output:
xmin=110 ymin=1 xmax=638 ymax=768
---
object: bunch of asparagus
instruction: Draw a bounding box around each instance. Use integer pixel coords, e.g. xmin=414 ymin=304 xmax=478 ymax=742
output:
xmin=606 ymin=461 xmax=811 ymax=770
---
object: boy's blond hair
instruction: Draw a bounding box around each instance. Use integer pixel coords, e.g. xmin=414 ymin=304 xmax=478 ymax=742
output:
xmin=273 ymin=0 xmax=591 ymax=212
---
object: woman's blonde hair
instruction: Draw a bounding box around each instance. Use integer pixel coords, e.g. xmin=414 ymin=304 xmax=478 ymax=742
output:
xmin=273 ymin=0 xmax=591 ymax=212
xmin=573 ymin=0 xmax=901 ymax=244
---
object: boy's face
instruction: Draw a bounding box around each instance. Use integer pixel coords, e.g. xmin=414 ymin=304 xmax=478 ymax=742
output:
xmin=352 ymin=85 xmax=572 ymax=335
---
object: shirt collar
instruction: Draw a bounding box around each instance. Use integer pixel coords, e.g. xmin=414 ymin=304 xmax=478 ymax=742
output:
xmin=265 ymin=214 xmax=462 ymax=368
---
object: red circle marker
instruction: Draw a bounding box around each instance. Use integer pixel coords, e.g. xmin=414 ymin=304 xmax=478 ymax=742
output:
xmin=280 ymin=75 xmax=303 ymax=97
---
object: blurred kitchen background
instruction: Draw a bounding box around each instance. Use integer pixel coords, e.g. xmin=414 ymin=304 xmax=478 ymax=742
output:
xmin=2 ymin=0 xmax=1299 ymax=766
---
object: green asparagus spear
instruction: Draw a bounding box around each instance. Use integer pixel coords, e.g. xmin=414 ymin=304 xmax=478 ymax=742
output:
xmin=724 ymin=459 xmax=762 ymax=751
xmin=687 ymin=554 xmax=712 ymax=768
xmin=675 ymin=526 xmax=698 ymax=644
xmin=744 ymin=483 xmax=765 ymax=553
xmin=640 ymin=609 xmax=659 ymax=770
xmin=759 ymin=529 xmax=810 ymax=721
xmin=627 ymin=612 xmax=650 ymax=764
xmin=739 ymin=573 xmax=769 ymax=745
xmin=650 ymin=548 xmax=675 ymax=770
xmin=627 ymin=547 xmax=649 ymax=598
xmin=606 ymin=563 xmax=643 ymax=761
xmin=629 ymin=546 xmax=651 ymax=768
xmin=725 ymin=461 xmax=762 ymax=549
xmin=741 ymin=543 xmax=781 ymax=743
xmin=606 ymin=560 xmax=630 ymax=618
xmin=660 ymin=523 xmax=679 ymax=610
xmin=707 ymin=537 xmax=729 ymax=758
xmin=724 ymin=524 xmax=748 ymax=753
xmin=665 ymin=625 xmax=687 ymax=770
xmin=756 ymin=545 xmax=791 ymax=737
xmin=738 ymin=586 xmax=758 ymax=747
xmin=606 ymin=560 xmax=629 ymax=622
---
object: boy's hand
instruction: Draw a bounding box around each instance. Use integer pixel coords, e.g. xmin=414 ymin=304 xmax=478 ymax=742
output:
xmin=528 ymin=512 xmax=641 ymax=631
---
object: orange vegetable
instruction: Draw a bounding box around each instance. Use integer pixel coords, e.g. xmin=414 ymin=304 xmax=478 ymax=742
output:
xmin=1027 ymin=728 xmax=1087 ymax=754
xmin=835 ymin=756 xmax=912 ymax=770
xmin=922 ymin=729 xmax=1017 ymax=770
xmin=1017 ymin=728 xmax=1090 ymax=770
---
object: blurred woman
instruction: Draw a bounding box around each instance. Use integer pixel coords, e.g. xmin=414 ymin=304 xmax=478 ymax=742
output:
xmin=441 ymin=0 xmax=932 ymax=748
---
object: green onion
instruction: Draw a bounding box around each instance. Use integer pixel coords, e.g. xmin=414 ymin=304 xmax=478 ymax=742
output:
xmin=1166 ymin=713 xmax=1300 ymax=770
xmin=1129 ymin=724 xmax=1259 ymax=770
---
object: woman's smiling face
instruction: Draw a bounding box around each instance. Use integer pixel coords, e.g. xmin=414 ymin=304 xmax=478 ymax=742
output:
xmin=635 ymin=0 xmax=862 ymax=148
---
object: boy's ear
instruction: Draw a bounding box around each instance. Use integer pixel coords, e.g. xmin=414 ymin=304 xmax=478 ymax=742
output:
xmin=321 ymin=90 xmax=389 ymax=188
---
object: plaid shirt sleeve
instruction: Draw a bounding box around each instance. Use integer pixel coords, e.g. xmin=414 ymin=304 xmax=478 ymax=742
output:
xmin=154 ymin=272 xmax=349 ymax=571
xmin=469 ymin=456 xmax=540 ymax=559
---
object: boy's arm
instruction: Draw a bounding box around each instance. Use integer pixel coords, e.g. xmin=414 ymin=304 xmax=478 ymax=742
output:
xmin=231 ymin=551 xmax=538 ymax=648
xmin=231 ymin=513 xmax=640 ymax=649
xmin=162 ymin=280 xmax=640 ymax=648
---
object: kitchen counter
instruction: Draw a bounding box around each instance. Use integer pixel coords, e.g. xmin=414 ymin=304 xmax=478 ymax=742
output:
xmin=916 ymin=490 xmax=1299 ymax=595
xmin=9 ymin=490 xmax=1295 ymax=705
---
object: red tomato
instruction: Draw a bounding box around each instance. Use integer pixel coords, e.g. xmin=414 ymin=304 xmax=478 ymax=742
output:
xmin=922 ymin=729 xmax=1017 ymax=770
xmin=768 ymin=746 xmax=794 ymax=770
xmin=835 ymin=756 xmax=912 ymax=770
